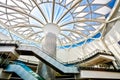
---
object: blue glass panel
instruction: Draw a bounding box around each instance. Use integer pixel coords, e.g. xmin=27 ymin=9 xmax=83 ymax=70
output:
xmin=64 ymin=45 xmax=71 ymax=48
xmin=66 ymin=1 xmax=73 ymax=9
xmin=61 ymin=0 xmax=66 ymax=5
xmin=84 ymin=26 xmax=95 ymax=31
xmin=55 ymin=0 xmax=59 ymax=3
xmin=76 ymin=41 xmax=85 ymax=45
xmin=83 ymin=7 xmax=90 ymax=12
xmin=72 ymin=44 xmax=77 ymax=48
xmin=59 ymin=33 xmax=101 ymax=49
xmin=105 ymin=0 xmax=116 ymax=18
xmin=81 ymin=30 xmax=90 ymax=35
xmin=84 ymin=14 xmax=91 ymax=19
xmin=91 ymin=5 xmax=101 ymax=11
xmin=85 ymin=21 xmax=100 ymax=25
xmin=92 ymin=32 xmax=101 ymax=38
xmin=86 ymin=38 xmax=94 ymax=43
xmin=80 ymin=0 xmax=87 ymax=5
xmin=107 ymin=0 xmax=116 ymax=8
xmin=60 ymin=13 xmax=73 ymax=24
xmin=88 ymin=0 xmax=94 ymax=3
xmin=105 ymin=13 xmax=109 ymax=18
xmin=92 ymin=13 xmax=102 ymax=18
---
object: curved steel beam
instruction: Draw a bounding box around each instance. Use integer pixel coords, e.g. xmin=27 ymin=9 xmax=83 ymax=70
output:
xmin=0 ymin=3 xmax=45 ymax=25
xmin=32 ymin=0 xmax=48 ymax=23
xmin=60 ymin=33 xmax=73 ymax=44
xmin=51 ymin=0 xmax=55 ymax=23
xmin=60 ymin=19 xmax=105 ymax=27
xmin=10 ymin=24 xmax=43 ymax=28
xmin=27 ymin=31 xmax=43 ymax=38
xmin=61 ymin=29 xmax=87 ymax=37
xmin=56 ymin=0 xmax=82 ymax=24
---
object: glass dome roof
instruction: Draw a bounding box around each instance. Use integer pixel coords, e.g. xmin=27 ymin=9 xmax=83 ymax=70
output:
xmin=0 ymin=0 xmax=116 ymax=48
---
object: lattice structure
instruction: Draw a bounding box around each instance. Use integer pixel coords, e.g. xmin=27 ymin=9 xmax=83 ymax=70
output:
xmin=0 ymin=0 xmax=116 ymax=48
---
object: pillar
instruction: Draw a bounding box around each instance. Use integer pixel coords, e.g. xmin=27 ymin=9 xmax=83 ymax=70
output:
xmin=38 ymin=32 xmax=57 ymax=80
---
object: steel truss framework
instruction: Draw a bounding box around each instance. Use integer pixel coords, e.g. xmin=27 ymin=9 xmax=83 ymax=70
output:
xmin=0 ymin=0 xmax=118 ymax=48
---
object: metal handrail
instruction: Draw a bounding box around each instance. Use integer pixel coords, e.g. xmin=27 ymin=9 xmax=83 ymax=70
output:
xmin=65 ymin=49 xmax=113 ymax=64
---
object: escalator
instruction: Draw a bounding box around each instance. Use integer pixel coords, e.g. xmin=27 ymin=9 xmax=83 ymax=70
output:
xmin=5 ymin=60 xmax=45 ymax=80
xmin=1 ymin=41 xmax=120 ymax=79
xmin=16 ymin=45 xmax=79 ymax=74
xmin=0 ymin=40 xmax=79 ymax=74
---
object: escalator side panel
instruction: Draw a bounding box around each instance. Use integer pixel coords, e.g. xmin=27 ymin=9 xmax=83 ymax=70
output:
xmin=5 ymin=61 xmax=45 ymax=80
xmin=17 ymin=45 xmax=79 ymax=74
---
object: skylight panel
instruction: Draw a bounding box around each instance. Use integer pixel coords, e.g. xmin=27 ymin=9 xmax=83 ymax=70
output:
xmin=65 ymin=0 xmax=73 ymax=5
xmin=94 ymin=6 xmax=111 ymax=15
xmin=76 ymin=12 xmax=88 ymax=17
xmin=92 ymin=0 xmax=111 ymax=4
xmin=74 ymin=6 xmax=86 ymax=13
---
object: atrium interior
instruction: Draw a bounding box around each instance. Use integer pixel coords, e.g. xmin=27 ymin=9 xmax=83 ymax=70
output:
xmin=0 ymin=0 xmax=120 ymax=80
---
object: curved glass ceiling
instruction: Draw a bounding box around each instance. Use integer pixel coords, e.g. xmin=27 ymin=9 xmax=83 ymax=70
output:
xmin=0 ymin=0 xmax=116 ymax=48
